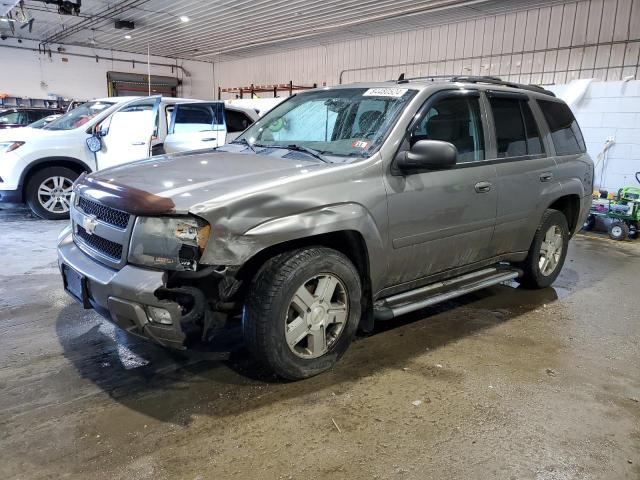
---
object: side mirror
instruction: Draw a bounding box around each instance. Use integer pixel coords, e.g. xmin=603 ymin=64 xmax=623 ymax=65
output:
xmin=93 ymin=122 xmax=109 ymax=137
xmin=396 ymin=140 xmax=457 ymax=172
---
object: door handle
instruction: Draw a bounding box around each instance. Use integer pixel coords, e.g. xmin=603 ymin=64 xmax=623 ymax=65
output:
xmin=540 ymin=172 xmax=554 ymax=182
xmin=474 ymin=181 xmax=492 ymax=193
xmin=131 ymin=141 xmax=145 ymax=146
xmin=201 ymin=137 xmax=217 ymax=142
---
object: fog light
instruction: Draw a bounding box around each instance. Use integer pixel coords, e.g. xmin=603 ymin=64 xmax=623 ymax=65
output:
xmin=147 ymin=306 xmax=173 ymax=325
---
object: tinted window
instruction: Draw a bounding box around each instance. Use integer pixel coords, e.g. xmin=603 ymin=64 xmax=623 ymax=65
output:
xmin=28 ymin=110 xmax=53 ymax=122
xmin=172 ymin=104 xmax=224 ymax=133
xmin=490 ymin=97 xmax=544 ymax=158
xmin=410 ymin=96 xmax=485 ymax=163
xmin=538 ymin=99 xmax=586 ymax=155
xmin=225 ymin=109 xmax=253 ymax=133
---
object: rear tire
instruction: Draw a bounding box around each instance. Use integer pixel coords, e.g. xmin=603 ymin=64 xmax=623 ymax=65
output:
xmin=25 ymin=166 xmax=79 ymax=220
xmin=608 ymin=221 xmax=629 ymax=241
xmin=243 ymin=247 xmax=362 ymax=380
xmin=517 ymin=209 xmax=569 ymax=289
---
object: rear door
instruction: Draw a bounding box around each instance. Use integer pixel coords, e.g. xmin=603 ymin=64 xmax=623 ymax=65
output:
xmin=94 ymin=96 xmax=161 ymax=170
xmin=384 ymin=90 xmax=498 ymax=285
xmin=163 ymin=102 xmax=226 ymax=154
xmin=487 ymin=91 xmax=559 ymax=255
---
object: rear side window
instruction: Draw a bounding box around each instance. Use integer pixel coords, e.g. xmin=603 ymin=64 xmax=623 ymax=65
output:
xmin=225 ymin=109 xmax=253 ymax=133
xmin=489 ymin=97 xmax=543 ymax=158
xmin=537 ymin=100 xmax=586 ymax=155
xmin=172 ymin=104 xmax=224 ymax=133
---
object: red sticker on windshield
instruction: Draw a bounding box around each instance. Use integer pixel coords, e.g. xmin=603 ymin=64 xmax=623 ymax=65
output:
xmin=352 ymin=140 xmax=369 ymax=149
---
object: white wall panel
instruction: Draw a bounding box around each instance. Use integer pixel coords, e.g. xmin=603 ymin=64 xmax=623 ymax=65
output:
xmin=213 ymin=0 xmax=640 ymax=98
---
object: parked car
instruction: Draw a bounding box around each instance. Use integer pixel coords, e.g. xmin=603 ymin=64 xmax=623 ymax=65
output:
xmin=57 ymin=77 xmax=593 ymax=380
xmin=0 ymin=107 xmax=63 ymax=129
xmin=27 ymin=114 xmax=62 ymax=129
xmin=0 ymin=96 xmax=258 ymax=219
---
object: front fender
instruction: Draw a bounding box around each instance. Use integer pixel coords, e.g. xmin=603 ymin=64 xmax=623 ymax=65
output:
xmin=199 ymin=203 xmax=387 ymax=292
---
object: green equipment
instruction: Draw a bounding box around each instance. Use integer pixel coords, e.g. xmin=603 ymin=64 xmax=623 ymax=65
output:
xmin=584 ymin=186 xmax=640 ymax=241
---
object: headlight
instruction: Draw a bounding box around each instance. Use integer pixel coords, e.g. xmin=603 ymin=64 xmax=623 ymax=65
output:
xmin=0 ymin=141 xmax=25 ymax=153
xmin=128 ymin=216 xmax=211 ymax=271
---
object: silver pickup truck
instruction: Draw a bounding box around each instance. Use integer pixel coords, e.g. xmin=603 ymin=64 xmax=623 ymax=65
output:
xmin=57 ymin=76 xmax=593 ymax=380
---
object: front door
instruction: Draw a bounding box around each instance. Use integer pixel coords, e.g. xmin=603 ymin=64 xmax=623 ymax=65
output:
xmin=384 ymin=90 xmax=498 ymax=287
xmin=163 ymin=102 xmax=226 ymax=154
xmin=95 ymin=96 xmax=161 ymax=170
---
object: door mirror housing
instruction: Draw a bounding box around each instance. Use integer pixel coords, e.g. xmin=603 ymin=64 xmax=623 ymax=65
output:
xmin=396 ymin=140 xmax=458 ymax=172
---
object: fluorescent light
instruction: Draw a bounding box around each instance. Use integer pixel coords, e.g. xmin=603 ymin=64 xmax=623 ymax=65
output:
xmin=124 ymin=34 xmax=132 ymax=39
xmin=179 ymin=15 xmax=189 ymax=22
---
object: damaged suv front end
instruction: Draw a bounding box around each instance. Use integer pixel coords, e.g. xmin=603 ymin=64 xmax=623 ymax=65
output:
xmin=57 ymin=174 xmax=243 ymax=348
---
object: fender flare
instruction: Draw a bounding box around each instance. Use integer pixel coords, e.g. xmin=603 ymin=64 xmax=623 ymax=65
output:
xmin=20 ymin=156 xmax=93 ymax=188
xmin=201 ymin=202 xmax=388 ymax=293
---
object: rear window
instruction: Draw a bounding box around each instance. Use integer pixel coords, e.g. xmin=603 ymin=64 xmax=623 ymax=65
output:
xmin=537 ymin=100 xmax=586 ymax=155
xmin=489 ymin=97 xmax=543 ymax=158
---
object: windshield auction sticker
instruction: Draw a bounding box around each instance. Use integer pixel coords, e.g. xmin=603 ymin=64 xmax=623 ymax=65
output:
xmin=363 ymin=88 xmax=408 ymax=97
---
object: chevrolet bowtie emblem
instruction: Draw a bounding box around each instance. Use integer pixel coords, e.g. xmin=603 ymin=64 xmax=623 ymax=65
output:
xmin=83 ymin=215 xmax=98 ymax=235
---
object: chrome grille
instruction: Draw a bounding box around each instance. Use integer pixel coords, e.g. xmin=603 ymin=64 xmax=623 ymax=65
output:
xmin=77 ymin=196 xmax=130 ymax=229
xmin=71 ymin=195 xmax=134 ymax=269
xmin=76 ymin=225 xmax=123 ymax=261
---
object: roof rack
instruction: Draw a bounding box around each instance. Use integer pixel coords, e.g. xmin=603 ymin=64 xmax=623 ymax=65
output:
xmin=396 ymin=74 xmax=555 ymax=97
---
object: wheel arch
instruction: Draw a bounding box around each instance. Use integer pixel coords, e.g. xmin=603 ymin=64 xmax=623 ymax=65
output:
xmin=548 ymin=194 xmax=582 ymax=235
xmin=21 ymin=157 xmax=92 ymax=197
xmin=235 ymin=229 xmax=377 ymax=333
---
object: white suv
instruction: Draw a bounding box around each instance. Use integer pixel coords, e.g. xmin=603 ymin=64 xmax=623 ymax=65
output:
xmin=0 ymin=96 xmax=258 ymax=219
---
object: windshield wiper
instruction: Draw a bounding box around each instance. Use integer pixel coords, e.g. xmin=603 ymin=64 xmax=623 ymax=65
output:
xmin=230 ymin=138 xmax=256 ymax=153
xmin=276 ymin=144 xmax=330 ymax=163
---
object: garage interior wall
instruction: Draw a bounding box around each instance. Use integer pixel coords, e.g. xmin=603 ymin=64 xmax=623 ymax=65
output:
xmin=213 ymin=0 xmax=640 ymax=96
xmin=0 ymin=38 xmax=215 ymax=101
xmin=549 ymin=80 xmax=640 ymax=190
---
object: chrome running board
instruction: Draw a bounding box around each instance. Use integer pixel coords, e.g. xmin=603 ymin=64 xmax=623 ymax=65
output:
xmin=374 ymin=267 xmax=521 ymax=321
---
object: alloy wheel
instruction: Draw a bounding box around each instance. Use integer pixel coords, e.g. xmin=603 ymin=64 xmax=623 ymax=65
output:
xmin=538 ymin=225 xmax=563 ymax=276
xmin=285 ymin=273 xmax=349 ymax=359
xmin=37 ymin=176 xmax=73 ymax=214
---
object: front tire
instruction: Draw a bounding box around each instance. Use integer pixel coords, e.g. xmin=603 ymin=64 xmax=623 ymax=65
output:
xmin=517 ymin=209 xmax=569 ymax=289
xmin=243 ymin=247 xmax=362 ymax=380
xmin=25 ymin=167 xmax=79 ymax=220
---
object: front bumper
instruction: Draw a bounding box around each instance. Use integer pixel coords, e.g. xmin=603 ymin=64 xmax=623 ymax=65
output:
xmin=57 ymin=229 xmax=188 ymax=349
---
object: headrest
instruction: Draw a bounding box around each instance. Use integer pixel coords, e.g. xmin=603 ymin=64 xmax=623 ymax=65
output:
xmin=359 ymin=110 xmax=383 ymax=133
xmin=426 ymin=114 xmax=462 ymax=140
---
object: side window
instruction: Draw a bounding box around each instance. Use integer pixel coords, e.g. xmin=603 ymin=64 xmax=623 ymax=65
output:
xmin=489 ymin=97 xmax=544 ymax=158
xmin=172 ymin=104 xmax=223 ymax=133
xmin=537 ymin=99 xmax=586 ymax=155
xmin=0 ymin=111 xmax=26 ymax=124
xmin=225 ymin=109 xmax=253 ymax=133
xmin=409 ymin=96 xmax=485 ymax=163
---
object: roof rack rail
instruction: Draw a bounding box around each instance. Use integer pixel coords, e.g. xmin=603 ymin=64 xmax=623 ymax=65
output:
xmin=395 ymin=73 xmax=555 ymax=97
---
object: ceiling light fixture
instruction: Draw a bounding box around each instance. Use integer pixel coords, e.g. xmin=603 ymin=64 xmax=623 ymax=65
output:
xmin=124 ymin=34 xmax=132 ymax=39
xmin=179 ymin=15 xmax=189 ymax=22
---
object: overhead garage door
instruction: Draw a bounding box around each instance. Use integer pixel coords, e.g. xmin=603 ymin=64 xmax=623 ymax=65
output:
xmin=107 ymin=71 xmax=181 ymax=97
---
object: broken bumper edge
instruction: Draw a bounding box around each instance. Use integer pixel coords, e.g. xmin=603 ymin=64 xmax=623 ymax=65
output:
xmin=57 ymin=229 xmax=188 ymax=349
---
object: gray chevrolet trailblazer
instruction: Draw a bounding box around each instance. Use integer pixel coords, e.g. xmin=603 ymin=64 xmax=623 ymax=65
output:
xmin=57 ymin=76 xmax=593 ymax=379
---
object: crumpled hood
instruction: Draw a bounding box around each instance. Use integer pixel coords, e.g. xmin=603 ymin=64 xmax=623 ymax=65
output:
xmin=83 ymin=150 xmax=328 ymax=213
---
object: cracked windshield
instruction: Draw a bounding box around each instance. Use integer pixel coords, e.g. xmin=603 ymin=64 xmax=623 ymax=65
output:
xmin=236 ymin=87 xmax=416 ymax=161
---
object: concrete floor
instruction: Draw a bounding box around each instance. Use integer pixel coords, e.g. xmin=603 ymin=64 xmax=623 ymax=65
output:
xmin=0 ymin=204 xmax=639 ymax=480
